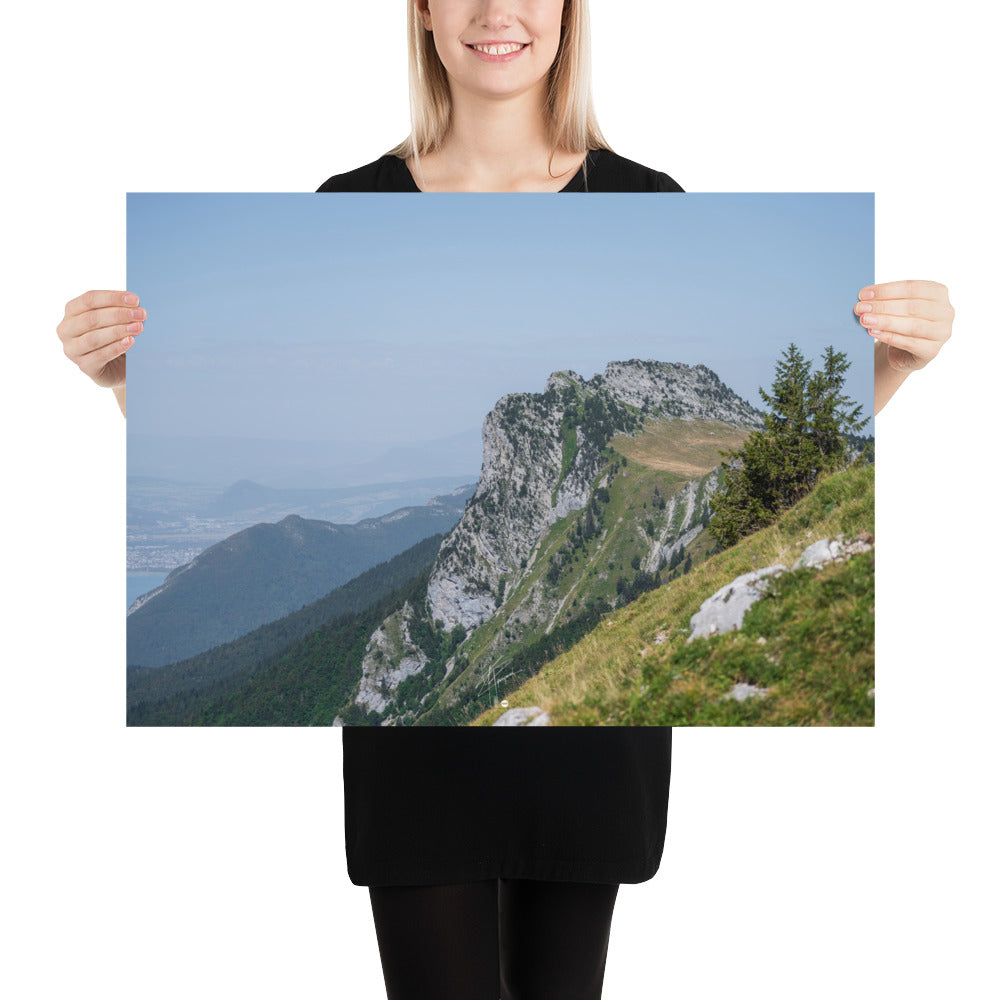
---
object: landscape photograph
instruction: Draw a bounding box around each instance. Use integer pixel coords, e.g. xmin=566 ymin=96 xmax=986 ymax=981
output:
xmin=127 ymin=192 xmax=874 ymax=726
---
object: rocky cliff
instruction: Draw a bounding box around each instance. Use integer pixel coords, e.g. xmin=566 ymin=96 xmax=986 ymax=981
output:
xmin=348 ymin=359 xmax=763 ymax=724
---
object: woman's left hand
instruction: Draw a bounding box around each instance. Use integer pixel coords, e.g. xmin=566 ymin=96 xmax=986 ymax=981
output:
xmin=855 ymin=279 xmax=954 ymax=372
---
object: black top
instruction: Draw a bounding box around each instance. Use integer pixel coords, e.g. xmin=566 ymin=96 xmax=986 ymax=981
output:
xmin=319 ymin=148 xmax=681 ymax=887
xmin=317 ymin=147 xmax=683 ymax=194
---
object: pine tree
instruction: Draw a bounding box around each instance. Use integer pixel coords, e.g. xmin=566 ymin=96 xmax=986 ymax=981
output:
xmin=807 ymin=345 xmax=869 ymax=467
xmin=708 ymin=343 xmax=868 ymax=549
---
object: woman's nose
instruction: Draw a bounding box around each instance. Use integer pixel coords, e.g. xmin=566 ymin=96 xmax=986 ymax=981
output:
xmin=477 ymin=1 xmax=516 ymax=31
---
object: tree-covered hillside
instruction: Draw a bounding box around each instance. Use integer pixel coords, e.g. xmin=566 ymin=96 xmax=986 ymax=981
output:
xmin=127 ymin=535 xmax=443 ymax=725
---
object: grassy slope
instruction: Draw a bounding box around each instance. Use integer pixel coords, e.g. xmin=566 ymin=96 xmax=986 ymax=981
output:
xmin=611 ymin=418 xmax=749 ymax=476
xmin=469 ymin=462 xmax=875 ymax=727
xmin=419 ymin=418 xmax=748 ymax=721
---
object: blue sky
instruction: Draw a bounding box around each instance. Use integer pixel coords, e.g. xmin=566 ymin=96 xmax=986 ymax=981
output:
xmin=127 ymin=192 xmax=873 ymax=482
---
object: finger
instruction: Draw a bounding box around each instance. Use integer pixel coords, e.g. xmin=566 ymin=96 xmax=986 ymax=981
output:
xmin=76 ymin=334 xmax=135 ymax=378
xmin=64 ymin=319 xmax=144 ymax=360
xmin=857 ymin=312 xmax=944 ymax=341
xmin=866 ymin=326 xmax=938 ymax=360
xmin=858 ymin=279 xmax=949 ymax=302
xmin=63 ymin=290 xmax=140 ymax=318
xmin=855 ymin=296 xmax=951 ymax=322
xmin=58 ymin=304 xmax=147 ymax=347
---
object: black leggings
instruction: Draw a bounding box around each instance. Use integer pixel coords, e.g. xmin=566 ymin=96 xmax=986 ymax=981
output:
xmin=368 ymin=878 xmax=620 ymax=1000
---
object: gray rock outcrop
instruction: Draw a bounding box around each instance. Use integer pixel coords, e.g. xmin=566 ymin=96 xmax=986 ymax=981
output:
xmin=724 ymin=682 xmax=768 ymax=702
xmin=351 ymin=359 xmax=763 ymax=723
xmin=355 ymin=602 xmax=429 ymax=713
xmin=793 ymin=533 xmax=874 ymax=570
xmin=493 ymin=706 xmax=543 ymax=726
xmin=689 ymin=534 xmax=875 ymax=642
xmin=688 ymin=565 xmax=788 ymax=640
xmin=428 ymin=360 xmax=762 ymax=635
xmin=492 ymin=706 xmax=552 ymax=726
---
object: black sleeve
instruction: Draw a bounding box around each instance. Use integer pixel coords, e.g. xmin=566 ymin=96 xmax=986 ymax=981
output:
xmin=657 ymin=171 xmax=684 ymax=193
xmin=582 ymin=150 xmax=684 ymax=193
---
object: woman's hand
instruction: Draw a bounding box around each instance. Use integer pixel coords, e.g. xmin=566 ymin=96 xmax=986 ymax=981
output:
xmin=57 ymin=290 xmax=144 ymax=391
xmin=855 ymin=279 xmax=954 ymax=372
xmin=856 ymin=280 xmax=953 ymax=414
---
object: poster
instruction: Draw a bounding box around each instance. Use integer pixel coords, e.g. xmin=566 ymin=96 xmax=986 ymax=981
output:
xmin=127 ymin=193 xmax=874 ymax=727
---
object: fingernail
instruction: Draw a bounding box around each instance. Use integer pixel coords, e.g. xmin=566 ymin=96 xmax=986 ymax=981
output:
xmin=123 ymin=293 xmax=139 ymax=306
xmin=126 ymin=321 xmax=142 ymax=333
xmin=122 ymin=335 xmax=135 ymax=348
xmin=856 ymin=303 xmax=872 ymax=314
xmin=860 ymin=288 xmax=875 ymax=300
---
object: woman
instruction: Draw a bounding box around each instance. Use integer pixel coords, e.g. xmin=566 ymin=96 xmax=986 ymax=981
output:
xmin=56 ymin=3 xmax=953 ymax=997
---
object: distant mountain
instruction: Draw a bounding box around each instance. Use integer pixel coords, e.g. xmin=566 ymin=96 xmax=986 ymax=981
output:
xmin=126 ymin=484 xmax=475 ymax=668
xmin=333 ymin=359 xmax=765 ymax=725
xmin=127 ymin=534 xmax=443 ymax=725
xmin=203 ymin=475 xmax=474 ymax=520
xmin=126 ymin=474 xmax=475 ymax=532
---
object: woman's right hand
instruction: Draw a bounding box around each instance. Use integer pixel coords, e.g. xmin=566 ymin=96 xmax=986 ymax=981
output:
xmin=57 ymin=290 xmax=144 ymax=390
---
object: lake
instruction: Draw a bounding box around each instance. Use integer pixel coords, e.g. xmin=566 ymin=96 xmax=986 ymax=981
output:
xmin=127 ymin=572 xmax=167 ymax=610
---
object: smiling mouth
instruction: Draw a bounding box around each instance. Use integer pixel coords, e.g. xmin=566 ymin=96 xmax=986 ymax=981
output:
xmin=467 ymin=42 xmax=528 ymax=56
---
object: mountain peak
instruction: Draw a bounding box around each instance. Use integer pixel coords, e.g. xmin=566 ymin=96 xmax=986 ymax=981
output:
xmin=426 ymin=359 xmax=761 ymax=634
xmin=544 ymin=369 xmax=585 ymax=393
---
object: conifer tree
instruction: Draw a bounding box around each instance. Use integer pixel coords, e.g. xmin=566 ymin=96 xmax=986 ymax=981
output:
xmin=708 ymin=343 xmax=869 ymax=549
xmin=807 ymin=345 xmax=869 ymax=467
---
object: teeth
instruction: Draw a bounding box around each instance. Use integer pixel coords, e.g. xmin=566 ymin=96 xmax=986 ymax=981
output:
xmin=472 ymin=43 xmax=526 ymax=55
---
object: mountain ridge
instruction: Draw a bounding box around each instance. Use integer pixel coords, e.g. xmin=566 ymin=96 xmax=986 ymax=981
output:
xmin=126 ymin=484 xmax=474 ymax=668
xmin=340 ymin=359 xmax=764 ymax=724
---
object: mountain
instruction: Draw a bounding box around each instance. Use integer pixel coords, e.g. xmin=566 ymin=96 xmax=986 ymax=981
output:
xmin=335 ymin=360 xmax=764 ymax=725
xmin=126 ymin=534 xmax=443 ymax=725
xmin=203 ymin=476 xmax=475 ymax=520
xmin=468 ymin=462 xmax=876 ymax=727
xmin=126 ymin=484 xmax=475 ymax=668
xmin=126 ymin=474 xmax=477 ymax=573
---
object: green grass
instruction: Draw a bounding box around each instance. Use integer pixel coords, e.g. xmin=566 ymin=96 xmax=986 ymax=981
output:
xmin=427 ymin=449 xmax=714 ymax=722
xmin=618 ymin=549 xmax=874 ymax=726
xmin=469 ymin=461 xmax=874 ymax=727
xmin=552 ymin=423 xmax=578 ymax=504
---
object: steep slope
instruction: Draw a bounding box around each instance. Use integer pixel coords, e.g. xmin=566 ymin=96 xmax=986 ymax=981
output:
xmin=469 ymin=462 xmax=875 ymax=727
xmin=340 ymin=360 xmax=763 ymax=725
xmin=126 ymin=534 xmax=443 ymax=725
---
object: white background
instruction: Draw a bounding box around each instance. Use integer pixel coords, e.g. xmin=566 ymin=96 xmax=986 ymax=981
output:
xmin=3 ymin=2 xmax=996 ymax=997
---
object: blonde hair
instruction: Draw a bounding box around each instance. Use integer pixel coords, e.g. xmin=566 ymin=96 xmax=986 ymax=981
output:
xmin=387 ymin=0 xmax=611 ymax=167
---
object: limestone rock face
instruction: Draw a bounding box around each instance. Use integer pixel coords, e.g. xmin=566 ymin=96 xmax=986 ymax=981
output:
xmin=599 ymin=361 xmax=762 ymax=426
xmin=642 ymin=481 xmax=718 ymax=576
xmin=349 ymin=359 xmax=763 ymax=723
xmin=427 ymin=360 xmax=763 ymax=634
xmin=355 ymin=602 xmax=429 ymax=714
xmin=425 ymin=390 xmax=576 ymax=634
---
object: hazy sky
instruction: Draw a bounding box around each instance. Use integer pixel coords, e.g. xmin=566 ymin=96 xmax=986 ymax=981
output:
xmin=127 ymin=192 xmax=873 ymax=480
